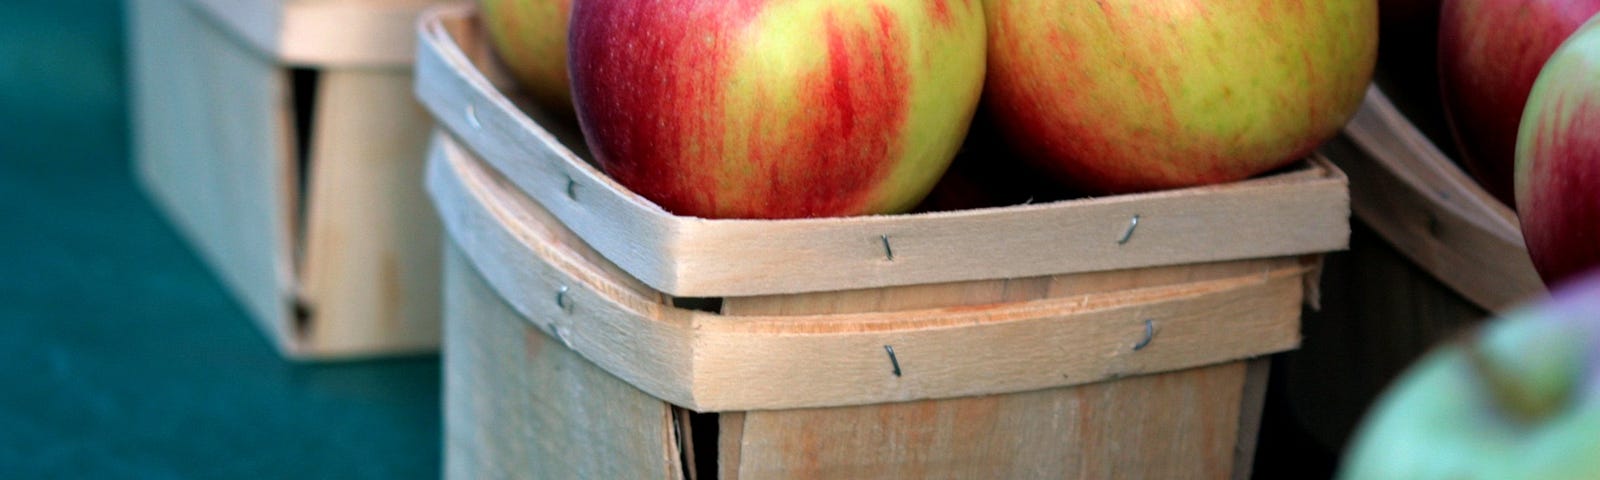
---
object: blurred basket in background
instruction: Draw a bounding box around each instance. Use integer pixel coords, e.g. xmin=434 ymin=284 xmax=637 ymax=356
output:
xmin=126 ymin=0 xmax=462 ymax=359
xmin=1284 ymin=84 xmax=1547 ymax=452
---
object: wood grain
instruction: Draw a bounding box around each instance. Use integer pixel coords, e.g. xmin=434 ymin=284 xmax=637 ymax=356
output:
xmin=443 ymin=245 xmax=681 ymax=480
xmin=1337 ymin=85 xmax=1545 ymax=311
xmin=715 ymin=254 xmax=1269 ymax=478
xmin=297 ymin=68 xmax=442 ymax=357
xmin=427 ymin=131 xmax=1309 ymax=411
xmin=413 ymin=8 xmax=1352 ymax=299
xmin=723 ymin=362 xmax=1252 ymax=479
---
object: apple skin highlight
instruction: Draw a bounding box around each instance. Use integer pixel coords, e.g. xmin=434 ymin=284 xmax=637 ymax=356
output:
xmin=981 ymin=0 xmax=1376 ymax=194
xmin=1438 ymin=0 xmax=1600 ymax=207
xmin=569 ymin=0 xmax=985 ymax=219
xmin=1515 ymin=16 xmax=1600 ymax=287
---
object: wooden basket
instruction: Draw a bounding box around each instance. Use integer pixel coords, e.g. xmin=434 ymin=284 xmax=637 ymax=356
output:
xmin=126 ymin=0 xmax=461 ymax=359
xmin=416 ymin=6 xmax=1351 ymax=478
xmin=1282 ymin=85 xmax=1547 ymax=450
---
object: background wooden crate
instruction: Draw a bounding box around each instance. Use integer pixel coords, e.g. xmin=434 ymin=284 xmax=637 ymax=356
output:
xmin=125 ymin=0 xmax=458 ymax=359
xmin=415 ymin=7 xmax=1352 ymax=476
xmin=1283 ymin=85 xmax=1547 ymax=451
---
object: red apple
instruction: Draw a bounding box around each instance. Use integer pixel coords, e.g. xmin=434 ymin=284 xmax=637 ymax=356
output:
xmin=1438 ymin=0 xmax=1600 ymax=207
xmin=1515 ymin=14 xmax=1600 ymax=286
xmin=481 ymin=0 xmax=574 ymax=114
xmin=980 ymin=0 xmax=1377 ymax=194
xmin=568 ymin=0 xmax=986 ymax=219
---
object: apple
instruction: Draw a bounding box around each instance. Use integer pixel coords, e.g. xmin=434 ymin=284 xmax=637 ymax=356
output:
xmin=1437 ymin=0 xmax=1600 ymax=207
xmin=481 ymin=0 xmax=574 ymax=114
xmin=979 ymin=0 xmax=1377 ymax=194
xmin=1515 ymin=15 xmax=1600 ymax=287
xmin=1338 ymin=268 xmax=1600 ymax=479
xmin=567 ymin=0 xmax=986 ymax=219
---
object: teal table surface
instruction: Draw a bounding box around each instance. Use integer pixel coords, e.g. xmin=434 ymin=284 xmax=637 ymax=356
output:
xmin=0 ymin=1 xmax=441 ymax=477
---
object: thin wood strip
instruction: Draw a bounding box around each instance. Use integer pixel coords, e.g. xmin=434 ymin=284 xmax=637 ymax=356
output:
xmin=427 ymin=133 xmax=1308 ymax=411
xmin=1230 ymin=358 xmax=1272 ymax=480
xmin=1337 ymin=85 xmax=1545 ymax=311
xmin=186 ymin=0 xmax=458 ymax=67
xmin=413 ymin=8 xmax=1352 ymax=298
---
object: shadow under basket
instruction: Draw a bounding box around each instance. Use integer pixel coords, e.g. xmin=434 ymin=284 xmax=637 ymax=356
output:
xmin=125 ymin=0 xmax=460 ymax=359
xmin=1283 ymin=85 xmax=1547 ymax=452
xmin=416 ymin=6 xmax=1354 ymax=478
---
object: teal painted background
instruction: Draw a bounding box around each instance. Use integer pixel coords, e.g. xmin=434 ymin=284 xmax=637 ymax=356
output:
xmin=0 ymin=1 xmax=441 ymax=477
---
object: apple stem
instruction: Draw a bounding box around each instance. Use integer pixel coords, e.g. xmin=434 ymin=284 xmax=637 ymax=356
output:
xmin=1463 ymin=336 xmax=1568 ymax=425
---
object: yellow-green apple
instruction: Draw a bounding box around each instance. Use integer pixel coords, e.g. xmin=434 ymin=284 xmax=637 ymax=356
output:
xmin=1515 ymin=15 xmax=1600 ymax=286
xmin=568 ymin=0 xmax=985 ymax=219
xmin=1438 ymin=0 xmax=1600 ymax=207
xmin=980 ymin=0 xmax=1377 ymax=194
xmin=481 ymin=0 xmax=573 ymax=113
xmin=1339 ymin=269 xmax=1600 ymax=479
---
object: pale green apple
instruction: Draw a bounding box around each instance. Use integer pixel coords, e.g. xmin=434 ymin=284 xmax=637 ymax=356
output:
xmin=1340 ymin=271 xmax=1600 ymax=479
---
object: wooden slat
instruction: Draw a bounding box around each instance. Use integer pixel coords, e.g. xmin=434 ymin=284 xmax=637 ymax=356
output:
xmin=1337 ymin=85 xmax=1545 ymax=311
xmin=129 ymin=0 xmax=296 ymax=350
xmin=726 ymin=362 xmax=1251 ymax=479
xmin=716 ymin=250 xmax=1269 ymax=478
xmin=1230 ymin=358 xmax=1271 ymax=480
xmin=296 ymin=68 xmax=442 ymax=357
xmin=426 ymin=132 xmax=1309 ymax=411
xmin=442 ymin=245 xmax=680 ymax=480
xmin=413 ymin=8 xmax=1352 ymax=299
xmin=185 ymin=0 xmax=460 ymax=67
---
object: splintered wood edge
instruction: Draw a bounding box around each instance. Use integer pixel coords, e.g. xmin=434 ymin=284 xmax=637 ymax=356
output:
xmin=414 ymin=7 xmax=1351 ymax=299
xmin=187 ymin=0 xmax=459 ymax=67
xmin=1337 ymin=85 xmax=1545 ymax=311
xmin=427 ymin=133 xmax=1310 ymax=412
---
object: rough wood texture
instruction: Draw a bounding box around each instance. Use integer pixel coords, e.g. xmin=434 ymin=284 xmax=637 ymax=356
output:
xmin=1338 ymin=85 xmax=1545 ymax=311
xmin=722 ymin=362 xmax=1250 ymax=479
xmin=714 ymin=260 xmax=1272 ymax=479
xmin=413 ymin=8 xmax=1352 ymax=299
xmin=443 ymin=245 xmax=680 ymax=480
xmin=427 ymin=131 xmax=1310 ymax=412
xmin=129 ymin=0 xmax=296 ymax=345
xmin=128 ymin=0 xmax=446 ymax=358
xmin=297 ymin=69 xmax=442 ymax=356
xmin=185 ymin=0 xmax=462 ymax=67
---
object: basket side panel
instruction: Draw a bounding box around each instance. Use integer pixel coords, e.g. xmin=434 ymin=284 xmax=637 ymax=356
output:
xmin=725 ymin=361 xmax=1250 ymax=479
xmin=129 ymin=0 xmax=295 ymax=348
xmin=443 ymin=245 xmax=680 ymax=480
xmin=297 ymin=68 xmax=441 ymax=356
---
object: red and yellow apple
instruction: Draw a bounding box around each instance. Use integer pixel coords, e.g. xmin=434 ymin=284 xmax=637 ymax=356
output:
xmin=1438 ymin=0 xmax=1600 ymax=207
xmin=481 ymin=0 xmax=574 ymax=113
xmin=568 ymin=0 xmax=986 ymax=219
xmin=1339 ymin=268 xmax=1600 ymax=479
xmin=980 ymin=0 xmax=1377 ymax=194
xmin=1515 ymin=14 xmax=1600 ymax=287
